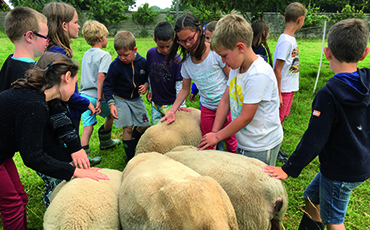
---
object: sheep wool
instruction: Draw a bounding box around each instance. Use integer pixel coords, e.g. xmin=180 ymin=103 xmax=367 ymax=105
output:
xmin=43 ymin=169 xmax=122 ymax=230
xmin=119 ymin=152 xmax=239 ymax=230
xmin=135 ymin=108 xmax=201 ymax=155
xmin=166 ymin=147 xmax=288 ymax=230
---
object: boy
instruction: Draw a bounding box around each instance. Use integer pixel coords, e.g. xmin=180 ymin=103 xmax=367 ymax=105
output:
xmin=0 ymin=7 xmax=49 ymax=229
xmin=198 ymin=13 xmax=283 ymax=166
xmin=146 ymin=21 xmax=183 ymax=125
xmin=0 ymin=6 xmax=48 ymax=91
xmin=103 ymin=31 xmax=150 ymax=163
xmin=273 ymin=2 xmax=306 ymax=162
xmin=264 ymin=19 xmax=370 ymax=230
xmin=80 ymin=20 xmax=121 ymax=166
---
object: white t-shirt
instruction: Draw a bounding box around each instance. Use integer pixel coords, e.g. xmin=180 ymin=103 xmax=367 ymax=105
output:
xmin=228 ymin=57 xmax=283 ymax=151
xmin=181 ymin=50 xmax=227 ymax=110
xmin=273 ymin=34 xmax=299 ymax=93
xmin=80 ymin=48 xmax=112 ymax=98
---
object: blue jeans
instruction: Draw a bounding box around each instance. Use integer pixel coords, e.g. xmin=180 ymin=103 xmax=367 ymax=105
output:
xmin=303 ymin=171 xmax=363 ymax=224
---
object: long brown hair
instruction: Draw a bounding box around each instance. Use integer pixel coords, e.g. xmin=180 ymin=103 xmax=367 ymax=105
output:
xmin=43 ymin=2 xmax=76 ymax=57
xmin=251 ymin=20 xmax=272 ymax=66
xmin=12 ymin=52 xmax=79 ymax=93
xmin=166 ymin=13 xmax=206 ymax=65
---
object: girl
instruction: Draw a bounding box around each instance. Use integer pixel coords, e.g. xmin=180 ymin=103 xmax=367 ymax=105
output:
xmin=251 ymin=20 xmax=273 ymax=66
xmin=43 ymin=2 xmax=101 ymax=166
xmin=162 ymin=13 xmax=237 ymax=153
xmin=0 ymin=52 xmax=108 ymax=230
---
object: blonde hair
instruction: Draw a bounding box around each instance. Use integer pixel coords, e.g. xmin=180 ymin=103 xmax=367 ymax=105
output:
xmin=211 ymin=13 xmax=253 ymax=51
xmin=5 ymin=6 xmax=47 ymax=43
xmin=82 ymin=20 xmax=109 ymax=46
xmin=114 ymin=31 xmax=136 ymax=51
xmin=285 ymin=2 xmax=307 ymax=23
xmin=43 ymin=2 xmax=76 ymax=57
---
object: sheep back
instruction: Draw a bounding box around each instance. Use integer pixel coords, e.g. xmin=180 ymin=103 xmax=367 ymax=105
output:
xmin=119 ymin=152 xmax=239 ymax=230
xmin=43 ymin=169 xmax=122 ymax=230
xmin=165 ymin=148 xmax=288 ymax=230
xmin=135 ymin=108 xmax=201 ymax=155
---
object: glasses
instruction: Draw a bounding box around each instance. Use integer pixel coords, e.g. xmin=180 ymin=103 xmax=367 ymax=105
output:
xmin=177 ymin=31 xmax=198 ymax=45
xmin=24 ymin=31 xmax=50 ymax=44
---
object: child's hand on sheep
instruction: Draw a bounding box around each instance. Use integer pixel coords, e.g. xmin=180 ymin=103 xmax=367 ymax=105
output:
xmin=161 ymin=111 xmax=176 ymax=124
xmin=73 ymin=168 xmax=110 ymax=181
xmin=263 ymin=166 xmax=289 ymax=180
xmin=198 ymin=132 xmax=218 ymax=150
xmin=71 ymin=149 xmax=90 ymax=169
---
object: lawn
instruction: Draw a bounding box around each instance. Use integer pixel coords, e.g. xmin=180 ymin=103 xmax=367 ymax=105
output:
xmin=0 ymin=35 xmax=369 ymax=229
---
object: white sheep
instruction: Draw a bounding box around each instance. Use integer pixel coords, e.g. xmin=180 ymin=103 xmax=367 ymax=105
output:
xmin=135 ymin=108 xmax=202 ymax=155
xmin=119 ymin=152 xmax=239 ymax=230
xmin=43 ymin=169 xmax=122 ymax=230
xmin=166 ymin=147 xmax=288 ymax=230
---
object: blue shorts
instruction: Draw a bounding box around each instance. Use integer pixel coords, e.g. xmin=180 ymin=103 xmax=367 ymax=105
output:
xmin=303 ymin=171 xmax=363 ymax=224
xmin=81 ymin=94 xmax=111 ymax=127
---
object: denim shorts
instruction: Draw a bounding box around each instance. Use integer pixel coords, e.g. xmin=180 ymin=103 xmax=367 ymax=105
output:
xmin=303 ymin=171 xmax=363 ymax=224
xmin=81 ymin=94 xmax=111 ymax=127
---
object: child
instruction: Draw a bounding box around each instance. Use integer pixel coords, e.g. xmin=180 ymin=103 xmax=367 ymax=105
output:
xmin=43 ymin=2 xmax=100 ymax=164
xmin=162 ymin=13 xmax=237 ymax=153
xmin=273 ymin=2 xmax=306 ymax=162
xmin=0 ymin=7 xmax=92 ymax=209
xmin=264 ymin=19 xmax=370 ymax=230
xmin=79 ymin=20 xmax=121 ymax=164
xmin=103 ymin=31 xmax=150 ymax=163
xmin=43 ymin=2 xmax=96 ymax=135
xmin=251 ymin=20 xmax=273 ymax=66
xmin=189 ymin=20 xmax=218 ymax=103
xmin=0 ymin=6 xmax=48 ymax=92
xmin=198 ymin=13 xmax=283 ymax=166
xmin=146 ymin=21 xmax=183 ymax=125
xmin=204 ymin=21 xmax=217 ymax=43
xmin=0 ymin=52 xmax=109 ymax=230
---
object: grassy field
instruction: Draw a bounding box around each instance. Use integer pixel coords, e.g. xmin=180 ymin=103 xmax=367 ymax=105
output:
xmin=0 ymin=35 xmax=369 ymax=229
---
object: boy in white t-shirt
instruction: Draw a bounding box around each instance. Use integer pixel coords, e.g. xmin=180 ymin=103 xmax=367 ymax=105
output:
xmin=198 ymin=13 xmax=283 ymax=166
xmin=273 ymin=2 xmax=306 ymax=161
xmin=80 ymin=21 xmax=121 ymax=166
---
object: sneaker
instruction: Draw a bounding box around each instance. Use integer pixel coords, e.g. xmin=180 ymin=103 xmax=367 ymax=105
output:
xmin=279 ymin=148 xmax=290 ymax=158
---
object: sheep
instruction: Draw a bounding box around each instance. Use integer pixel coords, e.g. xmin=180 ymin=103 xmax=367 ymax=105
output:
xmin=119 ymin=152 xmax=239 ymax=230
xmin=165 ymin=147 xmax=288 ymax=230
xmin=135 ymin=108 xmax=202 ymax=155
xmin=43 ymin=169 xmax=122 ymax=230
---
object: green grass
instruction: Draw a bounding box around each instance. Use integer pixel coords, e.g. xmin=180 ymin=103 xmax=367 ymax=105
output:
xmin=0 ymin=36 xmax=369 ymax=229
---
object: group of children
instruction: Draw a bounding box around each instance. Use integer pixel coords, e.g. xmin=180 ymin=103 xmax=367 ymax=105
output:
xmin=0 ymin=1 xmax=369 ymax=230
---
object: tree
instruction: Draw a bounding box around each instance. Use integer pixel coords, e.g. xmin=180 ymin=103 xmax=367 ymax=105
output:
xmin=169 ymin=0 xmax=220 ymax=25
xmin=331 ymin=4 xmax=366 ymax=23
xmin=10 ymin=0 xmax=135 ymax=26
xmin=182 ymin=0 xmax=309 ymax=22
xmin=85 ymin=0 xmax=134 ymax=25
xmin=311 ymin=0 xmax=369 ymax=13
xmin=302 ymin=2 xmax=330 ymax=28
xmin=132 ymin=3 xmax=159 ymax=37
xmin=10 ymin=0 xmax=48 ymax=12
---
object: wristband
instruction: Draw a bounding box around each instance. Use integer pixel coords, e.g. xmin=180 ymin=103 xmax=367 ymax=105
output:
xmin=97 ymin=98 xmax=102 ymax=102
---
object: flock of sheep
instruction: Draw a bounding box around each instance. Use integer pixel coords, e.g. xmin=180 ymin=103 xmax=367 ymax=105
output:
xmin=43 ymin=109 xmax=288 ymax=230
